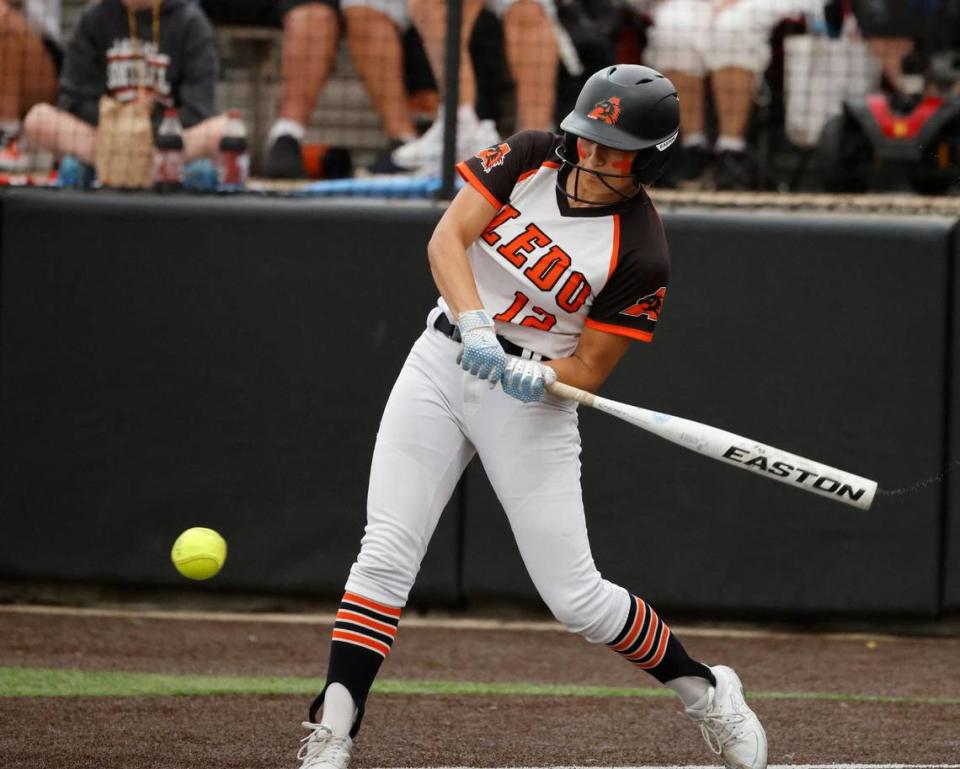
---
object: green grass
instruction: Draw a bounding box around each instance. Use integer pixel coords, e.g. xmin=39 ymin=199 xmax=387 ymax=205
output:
xmin=0 ymin=668 xmax=960 ymax=705
xmin=0 ymin=667 xmax=958 ymax=705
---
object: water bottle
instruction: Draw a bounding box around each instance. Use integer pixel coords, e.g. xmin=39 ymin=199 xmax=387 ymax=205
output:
xmin=152 ymin=108 xmax=184 ymax=192
xmin=218 ymin=109 xmax=249 ymax=191
xmin=805 ymin=8 xmax=828 ymax=37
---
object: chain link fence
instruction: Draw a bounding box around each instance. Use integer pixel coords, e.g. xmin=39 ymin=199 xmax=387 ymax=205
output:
xmin=1 ymin=0 xmax=958 ymax=199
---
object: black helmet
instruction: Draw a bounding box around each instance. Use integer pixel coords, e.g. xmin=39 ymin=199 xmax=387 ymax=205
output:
xmin=559 ymin=64 xmax=680 ymax=185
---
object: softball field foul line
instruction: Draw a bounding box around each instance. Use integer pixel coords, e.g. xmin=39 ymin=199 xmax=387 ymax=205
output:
xmin=371 ymin=765 xmax=960 ymax=769
xmin=0 ymin=604 xmax=916 ymax=643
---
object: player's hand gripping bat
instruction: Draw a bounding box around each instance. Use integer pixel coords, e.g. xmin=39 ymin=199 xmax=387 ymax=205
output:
xmin=545 ymin=381 xmax=877 ymax=510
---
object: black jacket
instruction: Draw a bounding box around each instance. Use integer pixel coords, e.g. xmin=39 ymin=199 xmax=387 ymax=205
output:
xmin=57 ymin=0 xmax=218 ymax=129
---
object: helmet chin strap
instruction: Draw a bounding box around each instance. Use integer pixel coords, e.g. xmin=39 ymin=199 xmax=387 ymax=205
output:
xmin=555 ymin=141 xmax=641 ymax=206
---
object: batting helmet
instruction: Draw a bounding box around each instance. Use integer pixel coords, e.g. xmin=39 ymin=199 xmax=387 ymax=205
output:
xmin=558 ymin=64 xmax=680 ymax=186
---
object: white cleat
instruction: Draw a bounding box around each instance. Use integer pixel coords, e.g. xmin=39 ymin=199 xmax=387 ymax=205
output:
xmin=685 ymin=665 xmax=768 ymax=769
xmin=296 ymin=722 xmax=353 ymax=769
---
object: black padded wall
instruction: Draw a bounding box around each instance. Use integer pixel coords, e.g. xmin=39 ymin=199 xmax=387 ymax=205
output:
xmin=0 ymin=191 xmax=458 ymax=602
xmin=943 ymin=226 xmax=960 ymax=611
xmin=1 ymin=191 xmax=955 ymax=616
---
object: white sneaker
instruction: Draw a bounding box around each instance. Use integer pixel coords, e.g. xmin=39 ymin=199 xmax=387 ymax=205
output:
xmin=471 ymin=119 xmax=501 ymax=153
xmin=392 ymin=107 xmax=499 ymax=174
xmin=685 ymin=665 xmax=767 ymax=769
xmin=0 ymin=136 xmax=33 ymax=173
xmin=296 ymin=722 xmax=353 ymax=769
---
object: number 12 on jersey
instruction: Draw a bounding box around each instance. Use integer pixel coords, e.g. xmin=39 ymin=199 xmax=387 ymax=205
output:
xmin=494 ymin=291 xmax=557 ymax=331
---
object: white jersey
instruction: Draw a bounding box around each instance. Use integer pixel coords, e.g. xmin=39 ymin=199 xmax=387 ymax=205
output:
xmin=440 ymin=130 xmax=671 ymax=360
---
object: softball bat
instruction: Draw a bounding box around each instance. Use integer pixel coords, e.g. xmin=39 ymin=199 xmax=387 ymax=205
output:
xmin=546 ymin=381 xmax=877 ymax=510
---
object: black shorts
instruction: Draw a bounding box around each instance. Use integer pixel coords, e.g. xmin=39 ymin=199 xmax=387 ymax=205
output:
xmin=200 ymin=0 xmax=337 ymax=27
xmin=850 ymin=0 xmax=960 ymax=48
xmin=43 ymin=37 xmax=64 ymax=75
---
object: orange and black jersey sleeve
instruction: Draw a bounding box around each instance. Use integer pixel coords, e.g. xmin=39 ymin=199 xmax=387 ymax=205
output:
xmin=586 ymin=202 xmax=670 ymax=343
xmin=456 ymin=130 xmax=559 ymax=209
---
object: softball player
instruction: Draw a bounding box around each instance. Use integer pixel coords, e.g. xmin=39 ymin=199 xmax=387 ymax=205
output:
xmin=295 ymin=65 xmax=767 ymax=769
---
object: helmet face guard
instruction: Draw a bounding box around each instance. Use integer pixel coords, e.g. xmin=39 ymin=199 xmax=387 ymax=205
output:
xmin=554 ymin=132 xmax=678 ymax=205
xmin=557 ymin=64 xmax=681 ymax=199
xmin=554 ymin=137 xmax=639 ymax=205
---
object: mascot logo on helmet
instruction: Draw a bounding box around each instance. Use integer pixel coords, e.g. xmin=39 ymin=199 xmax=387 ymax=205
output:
xmin=587 ymin=96 xmax=622 ymax=126
xmin=476 ymin=143 xmax=512 ymax=173
xmin=620 ymin=286 xmax=666 ymax=321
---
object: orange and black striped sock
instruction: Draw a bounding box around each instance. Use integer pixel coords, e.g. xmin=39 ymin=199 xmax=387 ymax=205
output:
xmin=608 ymin=591 xmax=715 ymax=686
xmin=331 ymin=591 xmax=401 ymax=657
xmin=309 ymin=591 xmax=402 ymax=736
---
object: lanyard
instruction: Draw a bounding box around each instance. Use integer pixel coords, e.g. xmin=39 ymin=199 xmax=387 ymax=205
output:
xmin=125 ymin=0 xmax=160 ymax=95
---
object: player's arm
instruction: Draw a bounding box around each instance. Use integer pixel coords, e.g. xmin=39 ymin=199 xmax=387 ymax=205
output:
xmin=547 ymin=327 xmax=631 ymax=394
xmin=545 ymin=226 xmax=670 ymax=394
xmin=427 ymin=183 xmax=509 ymax=382
xmin=433 ymin=130 xmax=548 ymax=314
xmin=426 ymin=183 xmax=499 ymax=316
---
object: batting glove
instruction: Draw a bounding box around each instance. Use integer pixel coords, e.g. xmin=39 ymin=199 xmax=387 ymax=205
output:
xmin=501 ymin=356 xmax=557 ymax=403
xmin=457 ymin=310 xmax=507 ymax=384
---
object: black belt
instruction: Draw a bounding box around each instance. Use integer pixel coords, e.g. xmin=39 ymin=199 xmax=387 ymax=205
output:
xmin=432 ymin=313 xmax=550 ymax=361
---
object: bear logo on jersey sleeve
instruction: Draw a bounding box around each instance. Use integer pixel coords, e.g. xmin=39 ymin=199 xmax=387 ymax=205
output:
xmin=620 ymin=287 xmax=666 ymax=321
xmin=587 ymin=97 xmax=622 ymax=126
xmin=476 ymin=143 xmax=512 ymax=173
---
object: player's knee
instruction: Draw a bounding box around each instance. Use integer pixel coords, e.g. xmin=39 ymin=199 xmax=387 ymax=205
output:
xmin=347 ymin=524 xmax=424 ymax=606
xmin=23 ymin=103 xmax=55 ymax=144
xmin=541 ymin=580 xmax=616 ymax=642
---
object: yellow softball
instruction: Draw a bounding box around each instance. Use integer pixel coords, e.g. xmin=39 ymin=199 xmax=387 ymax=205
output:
xmin=171 ymin=527 xmax=227 ymax=580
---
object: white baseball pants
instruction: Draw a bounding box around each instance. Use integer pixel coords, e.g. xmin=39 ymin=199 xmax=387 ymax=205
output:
xmin=344 ymin=312 xmax=630 ymax=644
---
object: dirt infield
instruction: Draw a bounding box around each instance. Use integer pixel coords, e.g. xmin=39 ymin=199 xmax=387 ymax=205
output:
xmin=1 ymin=607 xmax=959 ymax=768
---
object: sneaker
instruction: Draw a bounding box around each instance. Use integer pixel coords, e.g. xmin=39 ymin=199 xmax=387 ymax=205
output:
xmin=713 ymin=150 xmax=757 ymax=191
xmin=0 ymin=136 xmax=32 ymax=173
xmin=657 ymin=144 xmax=712 ymax=189
xmin=266 ymin=134 xmax=306 ymax=179
xmin=391 ymin=114 xmax=451 ymax=173
xmin=472 ymin=119 xmax=501 ymax=152
xmin=686 ymin=665 xmax=767 ymax=769
xmin=391 ymin=107 xmax=499 ymax=174
xmin=56 ymin=154 xmax=96 ymax=189
xmin=367 ymin=139 xmax=409 ymax=175
xmin=296 ymin=722 xmax=353 ymax=769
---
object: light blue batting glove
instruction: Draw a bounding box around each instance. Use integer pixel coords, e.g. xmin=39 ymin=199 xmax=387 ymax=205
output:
xmin=500 ymin=356 xmax=557 ymax=403
xmin=456 ymin=309 xmax=507 ymax=384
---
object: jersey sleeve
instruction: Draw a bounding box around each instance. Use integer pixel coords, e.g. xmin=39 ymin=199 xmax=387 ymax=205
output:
xmin=585 ymin=209 xmax=670 ymax=343
xmin=456 ymin=130 xmax=557 ymax=209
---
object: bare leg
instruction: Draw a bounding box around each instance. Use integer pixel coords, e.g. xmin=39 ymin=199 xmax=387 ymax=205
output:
xmin=277 ymin=2 xmax=340 ymax=126
xmin=711 ymin=66 xmax=754 ymax=142
xmin=184 ymin=114 xmax=229 ymax=160
xmin=0 ymin=2 xmax=25 ymax=123
xmin=345 ymin=6 xmax=415 ymax=141
xmin=504 ymin=0 xmax=557 ymax=131
xmin=17 ymin=35 xmax=57 ymax=117
xmin=409 ymin=0 xmax=483 ymax=107
xmin=664 ymin=70 xmax=705 ymax=137
xmin=0 ymin=4 xmax=56 ymax=124
xmin=867 ymin=36 xmax=913 ymax=90
xmin=23 ymin=104 xmax=97 ymax=163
